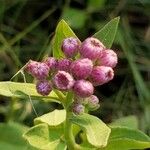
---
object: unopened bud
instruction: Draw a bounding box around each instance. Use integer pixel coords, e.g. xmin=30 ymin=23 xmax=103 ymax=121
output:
xmin=62 ymin=37 xmax=80 ymax=58
xmin=90 ymin=66 xmax=114 ymax=86
xmin=97 ymin=49 xmax=118 ymax=68
xmin=72 ymin=103 xmax=85 ymax=115
xmin=36 ymin=80 xmax=52 ymax=96
xmin=70 ymin=58 xmax=93 ymax=79
xmin=80 ymin=37 xmax=105 ymax=60
xmin=73 ymin=80 xmax=94 ymax=98
xmin=53 ymin=71 xmax=74 ymax=91
xmin=57 ymin=58 xmax=72 ymax=72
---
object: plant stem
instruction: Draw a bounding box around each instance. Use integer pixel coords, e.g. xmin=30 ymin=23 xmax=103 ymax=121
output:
xmin=63 ymin=91 xmax=82 ymax=150
xmin=64 ymin=109 xmax=81 ymax=150
xmin=64 ymin=111 xmax=76 ymax=150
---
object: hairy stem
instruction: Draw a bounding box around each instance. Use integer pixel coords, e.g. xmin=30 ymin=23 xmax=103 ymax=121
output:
xmin=64 ymin=94 xmax=82 ymax=150
xmin=64 ymin=111 xmax=76 ymax=149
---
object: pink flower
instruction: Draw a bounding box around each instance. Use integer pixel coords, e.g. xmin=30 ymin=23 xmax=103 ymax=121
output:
xmin=70 ymin=58 xmax=93 ymax=79
xmin=73 ymin=80 xmax=94 ymax=98
xmin=43 ymin=57 xmax=57 ymax=71
xmin=36 ymin=80 xmax=52 ymax=96
xmin=57 ymin=58 xmax=72 ymax=72
xmin=25 ymin=60 xmax=49 ymax=79
xmin=97 ymin=49 xmax=118 ymax=68
xmin=53 ymin=71 xmax=74 ymax=90
xmin=62 ymin=37 xmax=80 ymax=58
xmin=80 ymin=37 xmax=105 ymax=60
xmin=90 ymin=66 xmax=114 ymax=86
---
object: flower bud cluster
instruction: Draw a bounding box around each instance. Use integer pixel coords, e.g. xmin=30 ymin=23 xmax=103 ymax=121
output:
xmin=25 ymin=36 xmax=118 ymax=115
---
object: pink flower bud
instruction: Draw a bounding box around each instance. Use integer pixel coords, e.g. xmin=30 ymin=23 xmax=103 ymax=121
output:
xmin=43 ymin=57 xmax=57 ymax=71
xmin=62 ymin=37 xmax=80 ymax=58
xmin=57 ymin=58 xmax=72 ymax=72
xmin=25 ymin=60 xmax=49 ymax=79
xmin=87 ymin=95 xmax=100 ymax=110
xmin=36 ymin=80 xmax=52 ymax=96
xmin=90 ymin=66 xmax=114 ymax=86
xmin=73 ymin=80 xmax=94 ymax=98
xmin=97 ymin=49 xmax=118 ymax=68
xmin=70 ymin=58 xmax=93 ymax=79
xmin=53 ymin=71 xmax=74 ymax=91
xmin=25 ymin=60 xmax=37 ymax=73
xmin=80 ymin=37 xmax=105 ymax=60
xmin=72 ymin=103 xmax=85 ymax=115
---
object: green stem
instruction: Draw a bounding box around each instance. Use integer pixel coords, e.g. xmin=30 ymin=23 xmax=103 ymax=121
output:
xmin=63 ymin=92 xmax=81 ymax=149
xmin=64 ymin=111 xmax=81 ymax=150
xmin=53 ymin=89 xmax=65 ymax=102
xmin=64 ymin=111 xmax=75 ymax=149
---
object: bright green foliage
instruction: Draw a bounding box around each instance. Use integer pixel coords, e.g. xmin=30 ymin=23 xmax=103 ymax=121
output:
xmin=23 ymin=123 xmax=67 ymax=150
xmin=34 ymin=109 xmax=66 ymax=126
xmin=94 ymin=17 xmax=120 ymax=48
xmin=70 ymin=113 xmax=111 ymax=148
xmin=0 ymin=122 xmax=35 ymax=150
xmin=24 ymin=109 xmax=67 ymax=150
xmin=102 ymin=127 xmax=150 ymax=150
xmin=0 ymin=81 xmax=59 ymax=103
xmin=52 ymin=20 xmax=80 ymax=58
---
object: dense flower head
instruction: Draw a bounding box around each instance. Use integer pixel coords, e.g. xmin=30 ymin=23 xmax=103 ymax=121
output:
xmin=43 ymin=57 xmax=57 ymax=71
xmin=62 ymin=37 xmax=80 ymax=58
xmin=97 ymin=49 xmax=118 ymax=68
xmin=73 ymin=80 xmax=94 ymax=98
xmin=25 ymin=60 xmax=49 ymax=79
xmin=57 ymin=58 xmax=72 ymax=72
xmin=90 ymin=66 xmax=114 ymax=86
xmin=36 ymin=80 xmax=52 ymax=96
xmin=25 ymin=36 xmax=118 ymax=115
xmin=72 ymin=103 xmax=85 ymax=115
xmin=53 ymin=71 xmax=74 ymax=90
xmin=70 ymin=58 xmax=93 ymax=79
xmin=80 ymin=37 xmax=105 ymax=60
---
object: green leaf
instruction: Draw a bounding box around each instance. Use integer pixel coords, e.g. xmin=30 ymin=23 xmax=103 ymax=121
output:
xmin=0 ymin=81 xmax=60 ymax=103
xmin=110 ymin=115 xmax=138 ymax=129
xmin=52 ymin=19 xmax=80 ymax=58
xmin=62 ymin=8 xmax=87 ymax=29
xmin=0 ymin=122 xmax=28 ymax=150
xmin=70 ymin=113 xmax=111 ymax=148
xmin=34 ymin=109 xmax=66 ymax=126
xmin=101 ymin=127 xmax=150 ymax=150
xmin=93 ymin=17 xmax=120 ymax=48
xmin=23 ymin=123 xmax=67 ymax=150
xmin=79 ymin=132 xmax=97 ymax=150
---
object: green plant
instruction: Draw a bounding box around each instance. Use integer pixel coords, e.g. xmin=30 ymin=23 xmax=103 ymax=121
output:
xmin=0 ymin=17 xmax=150 ymax=150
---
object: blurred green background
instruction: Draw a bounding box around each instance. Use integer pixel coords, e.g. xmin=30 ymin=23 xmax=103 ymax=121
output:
xmin=0 ymin=0 xmax=150 ymax=135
